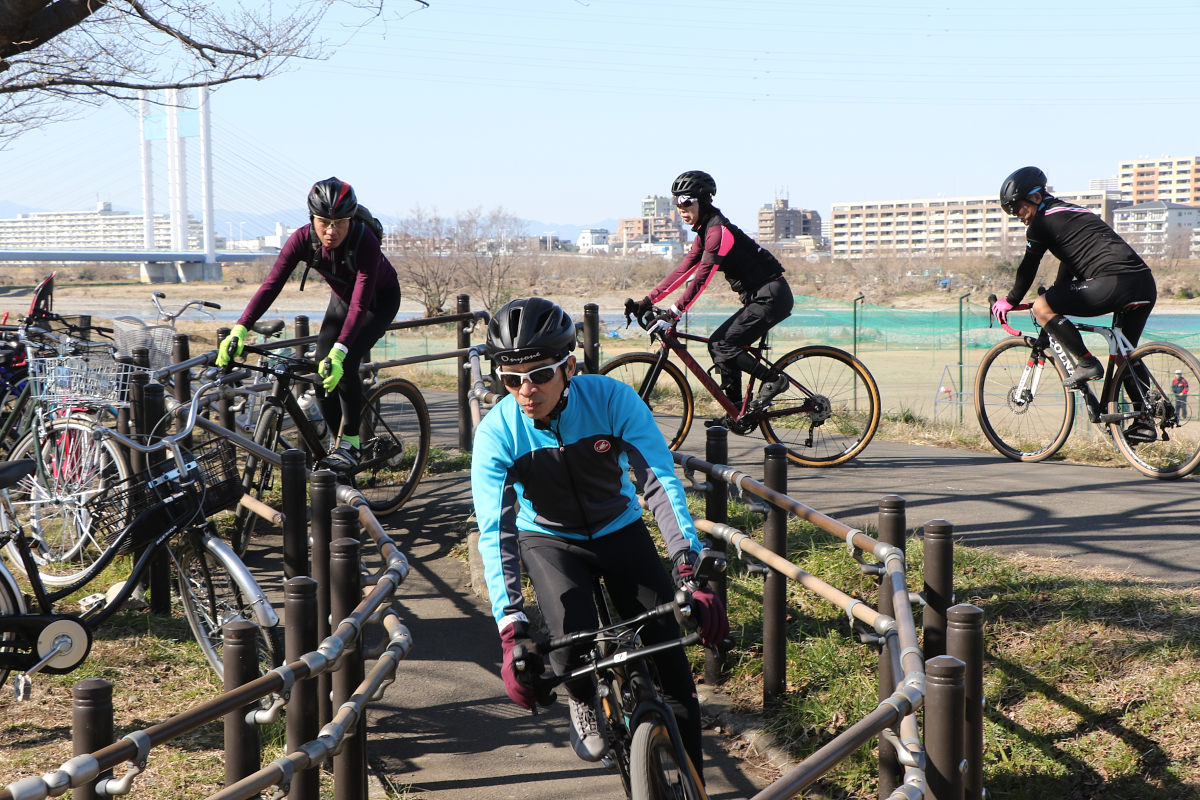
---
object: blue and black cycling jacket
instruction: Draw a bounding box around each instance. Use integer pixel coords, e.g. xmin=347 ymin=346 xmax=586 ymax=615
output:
xmin=471 ymin=374 xmax=703 ymax=634
xmin=1005 ymin=196 xmax=1150 ymax=306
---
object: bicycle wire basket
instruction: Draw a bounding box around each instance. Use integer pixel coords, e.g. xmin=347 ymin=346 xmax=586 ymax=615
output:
xmin=27 ymin=350 xmax=142 ymax=408
xmin=87 ymin=438 xmax=243 ymax=554
xmin=112 ymin=317 xmax=177 ymax=372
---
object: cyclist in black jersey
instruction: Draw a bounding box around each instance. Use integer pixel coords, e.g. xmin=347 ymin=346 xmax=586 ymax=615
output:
xmin=632 ymin=170 xmax=794 ymax=415
xmin=992 ymin=166 xmax=1159 ymax=442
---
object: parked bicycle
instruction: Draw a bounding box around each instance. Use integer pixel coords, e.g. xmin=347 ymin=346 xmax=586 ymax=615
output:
xmin=514 ymin=563 xmax=722 ymax=800
xmin=602 ymin=300 xmax=880 ymax=467
xmin=974 ymin=294 xmax=1200 ymax=479
xmin=213 ymin=342 xmax=430 ymax=555
xmin=112 ymin=290 xmax=222 ymax=372
xmin=0 ymin=374 xmax=282 ymax=699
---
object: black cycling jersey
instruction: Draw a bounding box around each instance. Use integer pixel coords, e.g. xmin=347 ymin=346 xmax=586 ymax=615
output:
xmin=1006 ymin=196 xmax=1149 ymax=306
xmin=649 ymin=207 xmax=785 ymax=310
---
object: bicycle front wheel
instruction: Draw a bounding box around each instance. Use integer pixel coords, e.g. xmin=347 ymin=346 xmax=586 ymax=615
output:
xmin=599 ymin=353 xmax=694 ymax=450
xmin=0 ymin=570 xmax=23 ymax=689
xmin=4 ymin=416 xmax=132 ymax=585
xmin=1106 ymin=342 xmax=1200 ymax=479
xmin=355 ymin=378 xmax=431 ymax=515
xmin=974 ymin=338 xmax=1074 ymax=462
xmin=233 ymin=404 xmax=287 ymax=557
xmin=629 ymin=718 xmax=705 ymax=800
xmin=173 ymin=530 xmax=282 ymax=680
xmin=759 ymin=346 xmax=880 ymax=466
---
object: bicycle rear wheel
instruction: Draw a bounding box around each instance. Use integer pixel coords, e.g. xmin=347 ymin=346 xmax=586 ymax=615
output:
xmin=759 ymin=345 xmax=880 ymax=466
xmin=0 ymin=570 xmax=23 ymax=689
xmin=629 ymin=717 xmax=705 ymax=800
xmin=599 ymin=353 xmax=694 ymax=450
xmin=173 ymin=529 xmax=282 ymax=680
xmin=3 ymin=416 xmax=132 ymax=585
xmin=974 ymin=338 xmax=1075 ymax=462
xmin=355 ymin=377 xmax=430 ymax=514
xmin=1105 ymin=342 xmax=1200 ymax=479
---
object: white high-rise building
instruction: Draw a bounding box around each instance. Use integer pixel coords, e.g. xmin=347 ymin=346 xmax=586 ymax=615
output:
xmin=1118 ymin=156 xmax=1200 ymax=206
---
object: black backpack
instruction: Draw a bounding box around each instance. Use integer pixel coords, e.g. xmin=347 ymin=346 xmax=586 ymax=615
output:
xmin=299 ymin=204 xmax=385 ymax=291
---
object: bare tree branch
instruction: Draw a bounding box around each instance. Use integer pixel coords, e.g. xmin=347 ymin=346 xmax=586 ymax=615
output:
xmin=0 ymin=0 xmax=433 ymax=144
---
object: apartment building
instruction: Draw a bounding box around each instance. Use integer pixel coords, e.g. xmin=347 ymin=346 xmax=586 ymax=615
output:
xmin=0 ymin=202 xmax=204 ymax=250
xmin=829 ymin=190 xmax=1126 ymax=261
xmin=576 ymin=228 xmax=611 ymax=254
xmin=616 ymin=194 xmax=686 ymax=252
xmin=757 ymin=198 xmax=822 ymax=244
xmin=1118 ymin=156 xmax=1200 ymax=205
xmin=1113 ymin=201 xmax=1200 ymax=259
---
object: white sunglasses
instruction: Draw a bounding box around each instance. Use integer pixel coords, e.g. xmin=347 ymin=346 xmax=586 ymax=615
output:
xmin=494 ymin=354 xmax=571 ymax=388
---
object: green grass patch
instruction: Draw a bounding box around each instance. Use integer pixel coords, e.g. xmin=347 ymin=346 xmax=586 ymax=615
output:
xmin=650 ymin=497 xmax=1200 ymax=799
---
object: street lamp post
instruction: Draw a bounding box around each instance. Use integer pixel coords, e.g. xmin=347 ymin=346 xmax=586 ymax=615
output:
xmin=239 ymin=221 xmax=248 ymax=250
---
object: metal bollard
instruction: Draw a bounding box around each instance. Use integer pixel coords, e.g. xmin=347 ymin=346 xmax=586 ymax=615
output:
xmin=128 ymin=367 xmax=148 ymax=477
xmin=925 ymin=655 xmax=966 ymax=800
xmin=171 ymin=333 xmax=192 ymax=447
xmin=762 ymin=443 xmax=788 ymax=705
xmin=331 ymin=537 xmax=366 ymax=800
xmin=72 ymin=678 xmax=114 ymax=800
xmin=310 ymin=471 xmax=336 ymax=728
xmin=948 ymin=603 xmax=985 ymax=800
xmin=223 ymin=620 xmax=262 ymax=786
xmin=286 ymin=577 xmax=320 ymax=800
xmin=280 ymin=449 xmax=309 ymax=580
xmin=456 ymin=294 xmax=472 ymax=449
xmin=294 ymin=316 xmax=310 ymax=363
xmin=142 ymin=382 xmax=172 ymax=615
xmin=923 ymin=519 xmax=955 ymax=660
xmin=582 ymin=303 xmax=600 ymax=374
xmin=876 ymin=495 xmax=906 ymax=798
xmin=704 ymin=424 xmax=729 ymax=686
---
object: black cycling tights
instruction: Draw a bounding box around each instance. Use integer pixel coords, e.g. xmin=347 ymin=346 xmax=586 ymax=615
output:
xmin=518 ymin=522 xmax=704 ymax=774
xmin=314 ymin=285 xmax=401 ymax=437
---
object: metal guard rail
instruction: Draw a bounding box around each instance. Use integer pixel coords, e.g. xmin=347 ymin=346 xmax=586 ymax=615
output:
xmin=673 ymin=452 xmax=928 ymax=800
xmin=0 ymin=484 xmax=413 ymax=800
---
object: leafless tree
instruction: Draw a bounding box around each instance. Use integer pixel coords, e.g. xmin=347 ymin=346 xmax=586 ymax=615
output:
xmin=0 ymin=0 xmax=431 ymax=144
xmin=393 ymin=205 xmax=458 ymax=317
xmin=457 ymin=206 xmax=527 ymax=313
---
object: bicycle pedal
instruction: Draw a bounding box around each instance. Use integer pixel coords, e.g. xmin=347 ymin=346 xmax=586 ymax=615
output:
xmin=78 ymin=592 xmax=107 ymax=614
xmin=13 ymin=673 xmax=32 ymax=702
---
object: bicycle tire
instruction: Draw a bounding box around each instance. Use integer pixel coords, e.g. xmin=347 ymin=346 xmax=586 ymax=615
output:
xmin=973 ymin=337 xmax=1075 ymax=462
xmin=599 ymin=353 xmax=694 ymax=450
xmin=355 ymin=377 xmax=431 ymax=515
xmin=173 ymin=530 xmax=283 ymax=680
xmin=233 ymin=404 xmax=287 ymax=557
xmin=1105 ymin=342 xmax=1200 ymax=480
xmin=3 ymin=416 xmax=132 ymax=585
xmin=629 ymin=717 xmax=706 ymax=800
xmin=0 ymin=568 xmax=23 ymax=689
xmin=758 ymin=345 xmax=880 ymax=466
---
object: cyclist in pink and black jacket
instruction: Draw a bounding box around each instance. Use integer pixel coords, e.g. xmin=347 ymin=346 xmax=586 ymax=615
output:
xmin=632 ymin=170 xmax=794 ymax=415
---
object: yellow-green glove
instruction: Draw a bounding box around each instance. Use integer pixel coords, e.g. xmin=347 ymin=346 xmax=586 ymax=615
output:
xmin=319 ymin=344 xmax=348 ymax=391
xmin=216 ymin=324 xmax=248 ymax=367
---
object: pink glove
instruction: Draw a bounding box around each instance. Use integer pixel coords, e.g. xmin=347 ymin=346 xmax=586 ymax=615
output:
xmin=674 ymin=557 xmax=729 ymax=647
xmin=991 ymin=297 xmax=1014 ymax=325
xmin=499 ymin=623 xmax=542 ymax=710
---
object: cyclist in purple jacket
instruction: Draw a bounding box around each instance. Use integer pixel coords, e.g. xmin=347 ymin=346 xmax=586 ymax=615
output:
xmin=991 ymin=166 xmax=1158 ymax=442
xmin=632 ymin=170 xmax=794 ymax=417
xmin=217 ymin=177 xmax=402 ymax=469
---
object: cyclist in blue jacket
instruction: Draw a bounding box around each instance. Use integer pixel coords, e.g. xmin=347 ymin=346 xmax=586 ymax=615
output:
xmin=471 ymin=297 xmax=727 ymax=776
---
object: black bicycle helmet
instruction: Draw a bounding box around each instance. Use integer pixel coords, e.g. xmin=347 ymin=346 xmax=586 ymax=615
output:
xmin=671 ymin=170 xmax=717 ymax=199
xmin=486 ymin=298 xmax=576 ymax=365
xmin=999 ymin=166 xmax=1048 ymax=215
xmin=307 ymin=177 xmax=358 ymax=219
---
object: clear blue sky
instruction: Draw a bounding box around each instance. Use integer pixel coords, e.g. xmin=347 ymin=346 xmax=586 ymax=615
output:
xmin=2 ymin=0 xmax=1199 ymax=235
